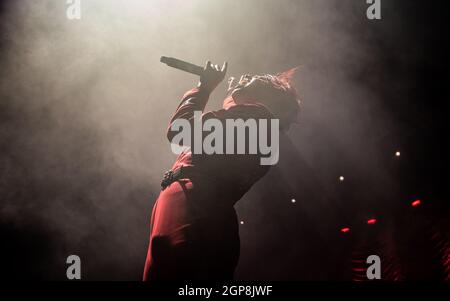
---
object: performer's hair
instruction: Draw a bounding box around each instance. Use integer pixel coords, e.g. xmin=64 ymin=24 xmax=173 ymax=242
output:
xmin=260 ymin=67 xmax=301 ymax=129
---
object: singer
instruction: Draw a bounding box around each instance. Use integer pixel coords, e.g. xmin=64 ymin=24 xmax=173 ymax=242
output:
xmin=143 ymin=60 xmax=301 ymax=280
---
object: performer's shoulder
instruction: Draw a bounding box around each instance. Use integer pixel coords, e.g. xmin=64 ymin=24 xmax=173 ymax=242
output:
xmin=223 ymin=102 xmax=273 ymax=119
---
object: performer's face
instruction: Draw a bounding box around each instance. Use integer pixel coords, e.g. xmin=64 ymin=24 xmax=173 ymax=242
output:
xmin=228 ymin=74 xmax=299 ymax=130
xmin=229 ymin=74 xmax=274 ymax=104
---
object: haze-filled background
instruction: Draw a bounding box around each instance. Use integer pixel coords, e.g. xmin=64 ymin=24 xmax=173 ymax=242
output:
xmin=0 ymin=0 xmax=448 ymax=280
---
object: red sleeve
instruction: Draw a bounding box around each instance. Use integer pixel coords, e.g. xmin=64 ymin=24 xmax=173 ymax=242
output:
xmin=167 ymin=87 xmax=272 ymax=143
xmin=166 ymin=87 xmax=211 ymax=142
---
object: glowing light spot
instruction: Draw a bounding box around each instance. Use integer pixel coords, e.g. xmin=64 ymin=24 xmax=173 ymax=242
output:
xmin=341 ymin=227 xmax=350 ymax=233
xmin=291 ymin=198 xmax=296 ymax=203
xmin=339 ymin=176 xmax=344 ymax=182
xmin=240 ymin=221 xmax=244 ymax=225
xmin=395 ymin=151 xmax=401 ymax=157
xmin=367 ymin=218 xmax=377 ymax=225
xmin=412 ymin=199 xmax=422 ymax=207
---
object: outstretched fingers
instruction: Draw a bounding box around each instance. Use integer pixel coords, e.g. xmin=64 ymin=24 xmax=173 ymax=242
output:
xmin=221 ymin=61 xmax=228 ymax=73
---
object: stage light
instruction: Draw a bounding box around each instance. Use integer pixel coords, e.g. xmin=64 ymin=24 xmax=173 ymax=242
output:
xmin=339 ymin=176 xmax=344 ymax=182
xmin=291 ymin=198 xmax=296 ymax=203
xmin=411 ymin=199 xmax=422 ymax=207
xmin=367 ymin=218 xmax=377 ymax=225
xmin=395 ymin=151 xmax=401 ymax=157
xmin=340 ymin=227 xmax=350 ymax=233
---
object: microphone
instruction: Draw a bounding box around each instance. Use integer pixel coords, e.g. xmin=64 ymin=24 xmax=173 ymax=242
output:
xmin=160 ymin=56 xmax=204 ymax=76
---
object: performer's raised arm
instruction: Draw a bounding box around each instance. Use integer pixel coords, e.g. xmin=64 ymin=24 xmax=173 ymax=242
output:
xmin=166 ymin=61 xmax=227 ymax=142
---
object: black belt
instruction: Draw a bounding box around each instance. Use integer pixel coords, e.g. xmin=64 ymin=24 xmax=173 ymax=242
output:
xmin=161 ymin=166 xmax=192 ymax=190
xmin=160 ymin=165 xmax=248 ymax=192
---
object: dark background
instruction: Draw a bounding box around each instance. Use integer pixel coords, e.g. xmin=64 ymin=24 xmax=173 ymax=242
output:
xmin=0 ymin=0 xmax=448 ymax=280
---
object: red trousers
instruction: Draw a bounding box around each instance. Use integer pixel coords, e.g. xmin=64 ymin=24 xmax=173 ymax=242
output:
xmin=143 ymin=178 xmax=240 ymax=281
